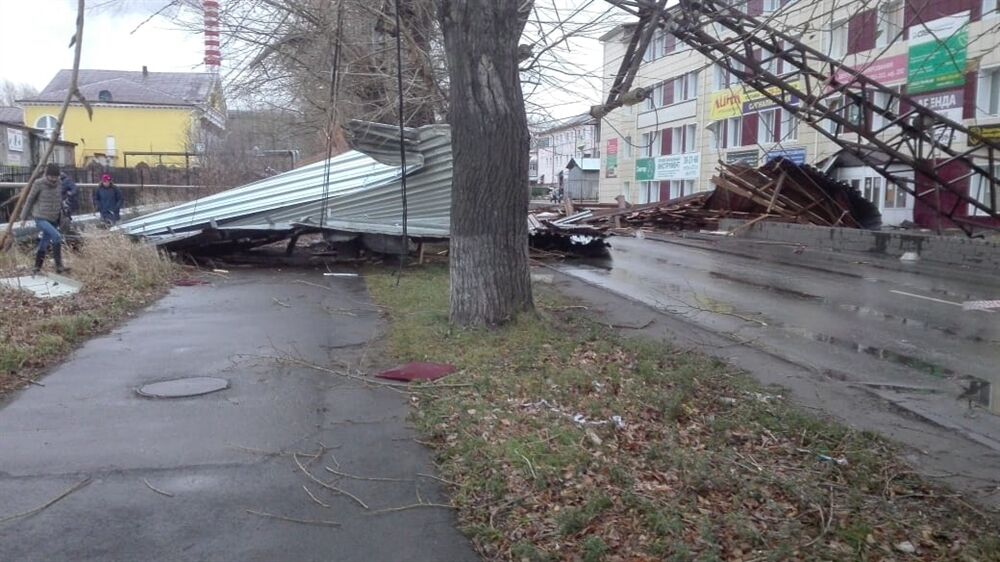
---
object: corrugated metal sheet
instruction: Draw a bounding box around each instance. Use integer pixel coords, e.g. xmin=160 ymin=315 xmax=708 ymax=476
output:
xmin=117 ymin=121 xmax=453 ymax=243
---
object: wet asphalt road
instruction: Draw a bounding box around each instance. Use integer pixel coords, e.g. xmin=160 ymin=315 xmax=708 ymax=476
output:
xmin=552 ymin=235 xmax=1000 ymax=447
xmin=0 ymin=270 xmax=477 ymax=562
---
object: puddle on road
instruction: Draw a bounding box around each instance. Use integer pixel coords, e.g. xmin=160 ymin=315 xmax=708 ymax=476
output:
xmin=708 ymin=271 xmax=824 ymax=301
xmin=836 ymin=304 xmax=994 ymax=343
xmin=790 ymin=328 xmax=997 ymax=414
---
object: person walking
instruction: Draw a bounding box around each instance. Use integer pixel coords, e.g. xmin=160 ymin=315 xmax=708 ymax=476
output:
xmin=20 ymin=163 xmax=69 ymax=275
xmin=93 ymin=174 xmax=123 ymax=225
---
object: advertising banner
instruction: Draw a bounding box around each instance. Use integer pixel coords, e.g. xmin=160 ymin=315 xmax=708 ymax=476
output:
xmin=635 ymin=157 xmax=655 ymax=181
xmin=653 ymin=153 xmax=701 ymax=181
xmin=726 ymin=149 xmax=760 ymax=167
xmin=709 ymin=81 xmax=802 ymax=121
xmin=832 ymin=54 xmax=908 ymax=88
xmin=606 ymin=138 xmax=618 ymax=178
xmin=764 ymin=147 xmax=807 ymax=165
xmin=908 ymin=12 xmax=968 ymax=94
xmin=969 ymin=124 xmax=1000 ymax=146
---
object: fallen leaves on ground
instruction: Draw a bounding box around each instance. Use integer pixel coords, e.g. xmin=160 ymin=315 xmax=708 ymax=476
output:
xmin=368 ymin=266 xmax=1000 ymax=562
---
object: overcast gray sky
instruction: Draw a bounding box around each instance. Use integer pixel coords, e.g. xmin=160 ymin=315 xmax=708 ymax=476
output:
xmin=0 ymin=0 xmax=207 ymax=92
xmin=0 ymin=0 xmax=613 ymax=119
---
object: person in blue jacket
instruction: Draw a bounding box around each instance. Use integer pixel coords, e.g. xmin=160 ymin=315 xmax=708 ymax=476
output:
xmin=59 ymin=172 xmax=79 ymax=219
xmin=93 ymin=174 xmax=123 ymax=225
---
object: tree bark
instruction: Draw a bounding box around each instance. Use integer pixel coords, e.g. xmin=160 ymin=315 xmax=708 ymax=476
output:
xmin=439 ymin=0 xmax=534 ymax=327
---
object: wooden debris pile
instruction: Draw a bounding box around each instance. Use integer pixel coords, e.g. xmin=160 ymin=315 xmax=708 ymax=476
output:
xmin=709 ymin=158 xmax=881 ymax=229
xmin=576 ymin=157 xmax=881 ymax=231
xmin=584 ymin=191 xmax=737 ymax=231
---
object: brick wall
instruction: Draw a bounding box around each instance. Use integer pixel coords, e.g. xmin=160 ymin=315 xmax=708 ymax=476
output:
xmin=719 ymin=220 xmax=1000 ymax=272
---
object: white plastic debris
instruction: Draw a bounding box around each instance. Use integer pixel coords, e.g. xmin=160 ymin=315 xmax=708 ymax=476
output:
xmin=895 ymin=541 xmax=916 ymax=554
xmin=899 ymin=251 xmax=920 ymax=262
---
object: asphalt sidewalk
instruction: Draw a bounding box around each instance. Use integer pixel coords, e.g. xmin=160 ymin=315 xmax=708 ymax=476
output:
xmin=0 ymin=269 xmax=477 ymax=562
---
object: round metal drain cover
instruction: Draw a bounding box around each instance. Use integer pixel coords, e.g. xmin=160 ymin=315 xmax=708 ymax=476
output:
xmin=137 ymin=377 xmax=229 ymax=398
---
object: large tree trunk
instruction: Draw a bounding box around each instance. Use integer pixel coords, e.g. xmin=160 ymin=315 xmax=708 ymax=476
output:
xmin=439 ymin=0 xmax=533 ymax=327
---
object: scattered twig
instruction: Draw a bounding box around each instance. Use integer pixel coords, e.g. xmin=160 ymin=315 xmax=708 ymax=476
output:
xmin=272 ymin=297 xmax=292 ymax=308
xmin=607 ymin=319 xmax=654 ymax=330
xmin=367 ymin=502 xmax=453 ymax=515
xmin=14 ymin=374 xmax=45 ymax=387
xmin=324 ymin=467 xmax=410 ymax=482
xmin=417 ymin=472 xmax=458 ymax=486
xmin=302 ymin=485 xmax=330 ymax=508
xmin=293 ymin=453 xmax=369 ymax=510
xmin=244 ymin=508 xmax=340 ymax=527
xmin=142 ymin=478 xmax=175 ymax=498
xmin=0 ymin=477 xmax=91 ymax=524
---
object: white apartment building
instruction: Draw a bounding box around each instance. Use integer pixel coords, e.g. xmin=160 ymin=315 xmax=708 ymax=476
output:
xmin=597 ymin=0 xmax=1000 ymax=227
xmin=531 ymin=113 xmax=599 ymax=188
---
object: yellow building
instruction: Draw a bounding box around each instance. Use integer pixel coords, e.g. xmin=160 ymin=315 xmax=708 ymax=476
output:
xmin=18 ymin=68 xmax=225 ymax=168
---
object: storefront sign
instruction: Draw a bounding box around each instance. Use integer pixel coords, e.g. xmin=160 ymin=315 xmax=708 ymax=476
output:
xmin=709 ymin=81 xmax=802 ymax=120
xmin=913 ymin=89 xmax=965 ymax=145
xmin=709 ymin=88 xmax=744 ymax=121
xmin=726 ymin=149 xmax=759 ymax=167
xmin=908 ymin=12 xmax=968 ymax=94
xmin=764 ymin=147 xmax=807 ymax=165
xmin=606 ymin=138 xmax=618 ymax=178
xmin=653 ymin=153 xmax=701 ymax=181
xmin=832 ymin=54 xmax=908 ymax=88
xmin=635 ymin=157 xmax=655 ymax=181
xmin=969 ymin=124 xmax=1000 ymax=146
xmin=6 ymin=128 xmax=24 ymax=152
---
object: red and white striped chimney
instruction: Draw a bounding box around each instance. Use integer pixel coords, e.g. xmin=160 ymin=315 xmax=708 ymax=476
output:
xmin=203 ymin=0 xmax=221 ymax=73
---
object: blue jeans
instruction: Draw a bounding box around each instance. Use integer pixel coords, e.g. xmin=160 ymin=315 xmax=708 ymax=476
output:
xmin=35 ymin=218 xmax=62 ymax=254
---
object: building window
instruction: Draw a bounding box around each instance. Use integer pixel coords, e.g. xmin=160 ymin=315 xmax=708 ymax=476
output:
xmin=684 ymin=123 xmax=696 ymax=152
xmin=984 ymin=0 xmax=999 ymax=18
xmin=863 ymin=176 xmax=884 ymax=206
xmin=977 ymin=67 xmax=1000 ymax=117
xmin=34 ymin=115 xmax=59 ymax=139
xmin=726 ymin=117 xmax=742 ymax=148
xmin=759 ymin=109 xmax=778 ymax=145
xmin=781 ymin=109 xmax=799 ymax=141
xmin=876 ymin=2 xmax=903 ymax=48
xmin=668 ymin=179 xmax=696 ymax=199
xmin=687 ymin=71 xmax=699 ymax=98
xmin=971 ymin=163 xmax=998 ymax=216
xmin=708 ymin=118 xmax=741 ymax=150
xmin=639 ymin=181 xmax=658 ymax=204
xmin=624 ymin=136 xmax=633 ymax=159
xmin=825 ymin=98 xmax=843 ymax=135
xmin=98 ymin=89 xmax=113 ymax=102
xmin=763 ymin=0 xmax=781 ymax=13
xmin=828 ymin=19 xmax=848 ymax=59
xmin=884 ymin=180 xmax=907 ymax=208
xmin=640 ymin=132 xmax=657 ymax=157
xmin=707 ymin=122 xmax=721 ymax=151
xmin=713 ymin=65 xmax=727 ymax=90
xmin=871 ymin=88 xmax=900 ymax=131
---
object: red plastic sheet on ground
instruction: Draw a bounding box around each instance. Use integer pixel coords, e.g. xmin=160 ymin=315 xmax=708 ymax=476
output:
xmin=376 ymin=362 xmax=456 ymax=382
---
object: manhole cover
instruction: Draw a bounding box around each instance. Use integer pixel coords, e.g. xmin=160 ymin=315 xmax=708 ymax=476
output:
xmin=137 ymin=377 xmax=229 ymax=398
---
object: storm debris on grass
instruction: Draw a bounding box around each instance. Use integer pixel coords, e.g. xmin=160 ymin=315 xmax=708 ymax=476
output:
xmin=0 ymin=230 xmax=176 ymax=397
xmin=367 ymin=266 xmax=1000 ymax=561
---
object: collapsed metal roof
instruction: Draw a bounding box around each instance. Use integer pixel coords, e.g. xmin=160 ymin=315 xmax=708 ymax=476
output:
xmin=119 ymin=120 xmax=607 ymax=256
xmin=117 ymin=121 xmax=453 ymax=248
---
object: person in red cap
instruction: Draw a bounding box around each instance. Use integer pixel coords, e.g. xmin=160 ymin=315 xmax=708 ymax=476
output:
xmin=93 ymin=173 xmax=123 ymax=225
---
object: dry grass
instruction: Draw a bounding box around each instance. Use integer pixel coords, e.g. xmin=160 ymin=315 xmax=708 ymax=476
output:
xmin=367 ymin=265 xmax=1000 ymax=562
xmin=0 ymin=228 xmax=176 ymax=396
